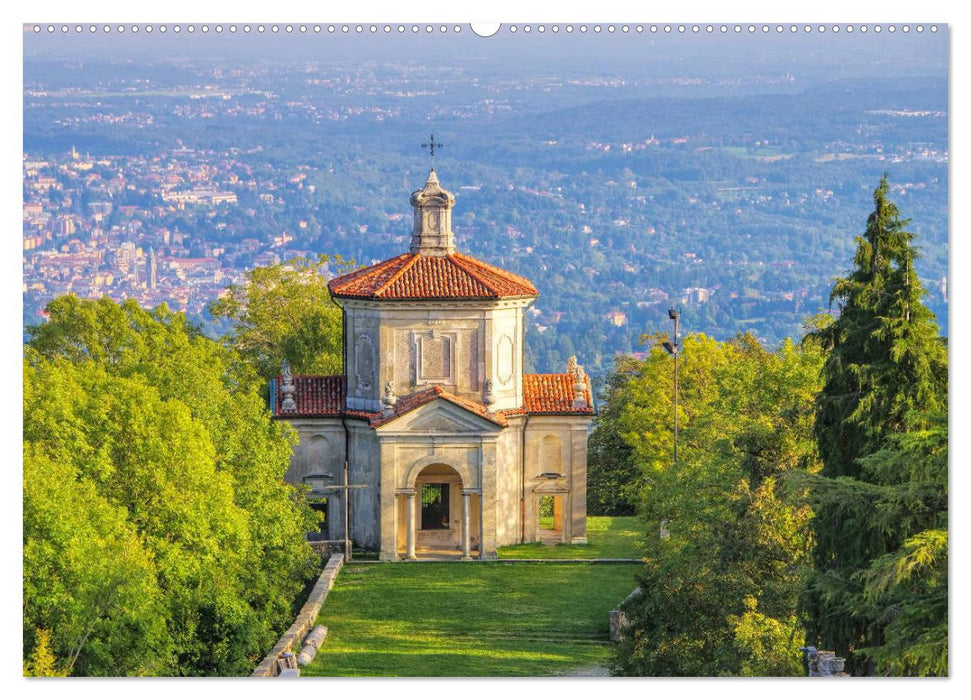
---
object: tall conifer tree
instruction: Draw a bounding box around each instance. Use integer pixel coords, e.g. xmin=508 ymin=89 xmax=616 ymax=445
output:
xmin=806 ymin=176 xmax=947 ymax=674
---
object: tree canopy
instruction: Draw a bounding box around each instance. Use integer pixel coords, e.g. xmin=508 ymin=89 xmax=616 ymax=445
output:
xmin=208 ymin=254 xmax=348 ymax=380
xmin=610 ymin=333 xmax=823 ymax=676
xmin=24 ymin=296 xmax=320 ymax=676
xmin=802 ymin=176 xmax=948 ymax=675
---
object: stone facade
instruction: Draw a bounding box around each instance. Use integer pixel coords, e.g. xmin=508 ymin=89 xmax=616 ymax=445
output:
xmin=273 ymin=169 xmax=593 ymax=560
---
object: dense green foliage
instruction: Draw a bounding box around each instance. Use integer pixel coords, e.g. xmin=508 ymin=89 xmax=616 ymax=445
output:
xmin=208 ymin=255 xmax=348 ymax=380
xmin=803 ymin=178 xmax=948 ymax=675
xmin=609 ymin=334 xmax=824 ymax=676
xmin=302 ymin=559 xmax=641 ymax=677
xmin=587 ymin=359 xmax=642 ymax=516
xmin=811 ymin=177 xmax=947 ymax=480
xmin=23 ymin=296 xmax=320 ymax=676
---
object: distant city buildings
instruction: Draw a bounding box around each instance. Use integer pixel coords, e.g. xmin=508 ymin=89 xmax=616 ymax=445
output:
xmin=606 ymin=310 xmax=628 ymax=327
xmin=682 ymin=287 xmax=712 ymax=305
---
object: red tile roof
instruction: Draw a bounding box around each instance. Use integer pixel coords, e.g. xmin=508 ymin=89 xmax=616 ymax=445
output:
xmin=271 ymin=374 xmax=594 ymax=420
xmin=522 ymin=373 xmax=594 ymax=415
xmin=328 ymin=252 xmax=538 ymax=300
xmin=272 ymin=375 xmax=344 ymax=417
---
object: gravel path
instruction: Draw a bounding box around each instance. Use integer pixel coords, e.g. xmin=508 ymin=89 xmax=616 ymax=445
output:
xmin=555 ymin=664 xmax=611 ymax=677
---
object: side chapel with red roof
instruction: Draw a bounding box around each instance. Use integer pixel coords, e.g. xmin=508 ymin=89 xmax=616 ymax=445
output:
xmin=271 ymin=169 xmax=593 ymax=560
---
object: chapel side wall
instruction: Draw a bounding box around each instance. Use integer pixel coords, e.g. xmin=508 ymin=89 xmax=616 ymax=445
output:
xmin=523 ymin=416 xmax=592 ymax=543
xmin=489 ymin=305 xmax=525 ymax=412
xmin=569 ymin=419 xmax=591 ymax=543
xmin=346 ymin=420 xmax=381 ymax=550
xmin=494 ymin=415 xmax=525 ymax=546
xmin=284 ymin=418 xmax=346 ymax=489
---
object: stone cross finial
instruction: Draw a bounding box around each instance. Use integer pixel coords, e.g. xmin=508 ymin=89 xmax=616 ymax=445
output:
xmin=421 ymin=134 xmax=443 ymax=161
xmin=281 ymin=359 xmax=297 ymax=412
xmin=568 ymin=356 xmax=588 ymax=409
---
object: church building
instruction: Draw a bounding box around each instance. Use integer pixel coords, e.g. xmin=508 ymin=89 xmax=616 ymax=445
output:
xmin=271 ymin=169 xmax=593 ymax=560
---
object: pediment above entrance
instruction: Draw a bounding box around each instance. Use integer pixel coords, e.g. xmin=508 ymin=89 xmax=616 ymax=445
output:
xmin=374 ymin=396 xmax=503 ymax=435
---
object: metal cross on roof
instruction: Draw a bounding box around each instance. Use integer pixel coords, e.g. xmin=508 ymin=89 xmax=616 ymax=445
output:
xmin=421 ymin=134 xmax=443 ymax=160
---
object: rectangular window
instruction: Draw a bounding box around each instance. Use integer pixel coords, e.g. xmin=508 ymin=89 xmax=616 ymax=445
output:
xmin=421 ymin=483 xmax=450 ymax=530
xmin=308 ymin=498 xmax=329 ymax=541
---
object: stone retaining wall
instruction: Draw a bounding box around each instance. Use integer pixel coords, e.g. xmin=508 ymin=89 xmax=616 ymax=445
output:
xmin=308 ymin=540 xmax=343 ymax=557
xmin=251 ymin=553 xmax=345 ymax=677
xmin=609 ymin=587 xmax=641 ymax=643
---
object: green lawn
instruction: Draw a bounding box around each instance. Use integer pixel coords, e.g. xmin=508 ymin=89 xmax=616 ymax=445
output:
xmin=497 ymin=516 xmax=645 ymax=559
xmin=301 ymin=561 xmax=641 ymax=677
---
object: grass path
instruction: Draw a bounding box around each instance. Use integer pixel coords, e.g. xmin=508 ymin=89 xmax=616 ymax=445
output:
xmin=497 ymin=516 xmax=644 ymax=559
xmin=301 ymin=561 xmax=640 ymax=677
xmin=300 ymin=517 xmax=645 ymax=677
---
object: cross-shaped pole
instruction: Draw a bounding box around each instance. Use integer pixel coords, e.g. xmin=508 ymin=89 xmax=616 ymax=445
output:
xmin=306 ymin=462 xmax=369 ymax=562
xmin=421 ymin=134 xmax=443 ymax=160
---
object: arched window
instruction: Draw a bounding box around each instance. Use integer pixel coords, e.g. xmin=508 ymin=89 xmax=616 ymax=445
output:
xmin=307 ymin=434 xmax=329 ymax=468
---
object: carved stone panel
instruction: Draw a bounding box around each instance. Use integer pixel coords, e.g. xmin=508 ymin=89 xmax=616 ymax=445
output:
xmin=355 ymin=334 xmax=376 ymax=391
xmin=414 ymin=331 xmax=456 ymax=386
xmin=497 ymin=334 xmax=514 ymax=385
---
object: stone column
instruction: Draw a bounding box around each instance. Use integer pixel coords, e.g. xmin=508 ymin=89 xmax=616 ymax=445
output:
xmin=478 ymin=493 xmax=485 ymax=559
xmin=461 ymin=491 xmax=472 ymax=559
xmin=406 ymin=490 xmax=417 ymax=560
xmin=479 ymin=441 xmax=499 ymax=558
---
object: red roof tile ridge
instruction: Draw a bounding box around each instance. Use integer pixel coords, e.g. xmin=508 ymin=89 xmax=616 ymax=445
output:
xmin=329 ymin=253 xmax=410 ymax=293
xmin=452 ymin=252 xmax=538 ymax=294
xmin=373 ymin=253 xmax=420 ymax=296
xmin=521 ymin=372 xmax=594 ymax=415
xmin=446 ymin=253 xmax=501 ymax=296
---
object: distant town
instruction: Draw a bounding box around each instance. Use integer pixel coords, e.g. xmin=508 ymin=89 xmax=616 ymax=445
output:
xmin=23 ymin=34 xmax=948 ymax=375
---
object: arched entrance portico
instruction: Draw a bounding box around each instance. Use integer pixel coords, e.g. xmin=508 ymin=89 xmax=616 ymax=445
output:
xmin=397 ymin=463 xmax=481 ymax=559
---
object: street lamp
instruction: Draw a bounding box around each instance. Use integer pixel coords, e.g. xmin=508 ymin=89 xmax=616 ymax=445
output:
xmin=661 ymin=307 xmax=680 ymax=468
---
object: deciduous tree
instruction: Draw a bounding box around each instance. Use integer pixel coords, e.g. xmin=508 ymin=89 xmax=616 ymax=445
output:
xmin=208 ymin=254 xmax=348 ymax=379
xmin=24 ymin=296 xmax=320 ymax=676
xmin=611 ymin=334 xmax=822 ymax=676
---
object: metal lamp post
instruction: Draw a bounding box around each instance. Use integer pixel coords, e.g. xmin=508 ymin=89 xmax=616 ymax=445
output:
xmin=661 ymin=308 xmax=680 ymax=468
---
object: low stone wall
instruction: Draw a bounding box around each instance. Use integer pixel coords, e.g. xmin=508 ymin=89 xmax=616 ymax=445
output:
xmin=251 ymin=553 xmax=345 ymax=677
xmin=308 ymin=540 xmax=343 ymax=557
xmin=609 ymin=587 xmax=641 ymax=643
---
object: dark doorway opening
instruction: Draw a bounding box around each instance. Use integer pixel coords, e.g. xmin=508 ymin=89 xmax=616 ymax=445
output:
xmin=421 ymin=483 xmax=450 ymax=530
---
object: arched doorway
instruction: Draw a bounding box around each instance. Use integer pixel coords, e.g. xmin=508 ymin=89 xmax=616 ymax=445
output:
xmin=397 ymin=463 xmax=480 ymax=559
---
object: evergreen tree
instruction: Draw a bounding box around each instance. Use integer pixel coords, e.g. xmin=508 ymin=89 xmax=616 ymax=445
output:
xmin=587 ymin=355 xmax=641 ymax=515
xmin=812 ymin=175 xmax=946 ymax=477
xmin=804 ymin=176 xmax=947 ymax=674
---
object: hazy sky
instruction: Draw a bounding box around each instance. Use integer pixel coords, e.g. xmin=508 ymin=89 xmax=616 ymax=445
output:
xmin=23 ymin=23 xmax=948 ymax=84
